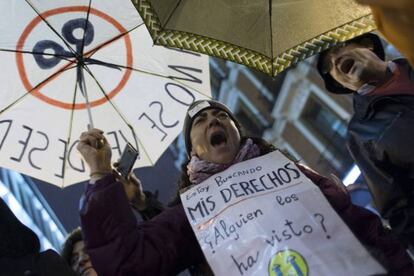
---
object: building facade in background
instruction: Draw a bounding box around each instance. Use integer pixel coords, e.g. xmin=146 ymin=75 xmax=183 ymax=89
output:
xmin=263 ymin=57 xmax=355 ymax=180
xmin=206 ymin=56 xmax=354 ymax=181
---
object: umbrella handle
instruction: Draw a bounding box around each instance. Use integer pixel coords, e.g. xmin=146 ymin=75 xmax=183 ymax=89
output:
xmin=85 ymin=101 xmax=94 ymax=129
xmin=76 ymin=62 xmax=94 ymax=130
xmin=81 ymin=75 xmax=94 ymax=129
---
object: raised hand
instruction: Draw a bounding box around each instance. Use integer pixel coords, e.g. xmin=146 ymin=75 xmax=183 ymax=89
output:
xmin=77 ymin=128 xmax=112 ymax=180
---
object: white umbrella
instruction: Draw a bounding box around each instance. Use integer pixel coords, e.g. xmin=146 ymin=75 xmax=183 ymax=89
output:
xmin=0 ymin=0 xmax=211 ymax=187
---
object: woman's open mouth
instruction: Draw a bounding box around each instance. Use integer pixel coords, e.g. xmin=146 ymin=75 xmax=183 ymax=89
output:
xmin=209 ymin=129 xmax=227 ymax=148
xmin=340 ymin=58 xmax=355 ymax=74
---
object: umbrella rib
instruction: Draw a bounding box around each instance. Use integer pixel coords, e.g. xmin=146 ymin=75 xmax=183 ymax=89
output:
xmin=79 ymin=0 xmax=93 ymax=59
xmin=268 ymin=0 xmax=274 ymax=77
xmin=85 ymin=23 xmax=143 ymax=59
xmin=24 ymin=0 xmax=78 ymax=58
xmin=161 ymin=0 xmax=183 ymax=30
xmin=84 ymin=58 xmax=210 ymax=100
xmin=0 ymin=48 xmax=74 ymax=63
xmin=76 ymin=63 xmax=94 ymax=127
xmin=76 ymin=0 xmax=93 ymax=126
xmin=0 ymin=63 xmax=77 ymax=116
xmin=81 ymin=64 xmax=150 ymax=164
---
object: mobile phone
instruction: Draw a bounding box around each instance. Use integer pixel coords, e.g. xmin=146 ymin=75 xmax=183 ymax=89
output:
xmin=116 ymin=143 xmax=139 ymax=179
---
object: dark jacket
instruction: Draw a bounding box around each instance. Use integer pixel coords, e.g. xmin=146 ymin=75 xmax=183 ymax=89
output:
xmin=138 ymin=190 xmax=164 ymax=221
xmin=347 ymin=59 xmax=414 ymax=246
xmin=0 ymin=198 xmax=76 ymax=276
xmin=80 ymin=153 xmax=414 ymax=276
xmin=0 ymin=250 xmax=77 ymax=276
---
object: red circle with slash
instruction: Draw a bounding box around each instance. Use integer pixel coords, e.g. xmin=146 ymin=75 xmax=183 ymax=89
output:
xmin=16 ymin=6 xmax=132 ymax=110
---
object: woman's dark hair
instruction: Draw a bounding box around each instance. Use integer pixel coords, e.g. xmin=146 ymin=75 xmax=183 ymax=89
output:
xmin=169 ymin=136 xmax=277 ymax=206
xmin=61 ymin=227 xmax=83 ymax=266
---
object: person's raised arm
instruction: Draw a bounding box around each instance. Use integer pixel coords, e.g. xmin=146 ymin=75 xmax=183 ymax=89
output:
xmin=76 ymin=129 xmax=202 ymax=275
xmin=77 ymin=129 xmax=149 ymax=209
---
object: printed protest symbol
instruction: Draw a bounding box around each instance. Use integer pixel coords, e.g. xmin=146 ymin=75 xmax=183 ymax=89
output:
xmin=16 ymin=6 xmax=133 ymax=110
xmin=33 ymin=18 xmax=95 ymax=69
xmin=0 ymin=0 xmax=211 ymax=186
xmin=268 ymin=249 xmax=308 ymax=276
xmin=181 ymin=151 xmax=385 ymax=276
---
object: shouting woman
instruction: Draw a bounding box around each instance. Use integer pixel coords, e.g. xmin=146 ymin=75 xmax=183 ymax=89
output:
xmin=77 ymin=100 xmax=413 ymax=275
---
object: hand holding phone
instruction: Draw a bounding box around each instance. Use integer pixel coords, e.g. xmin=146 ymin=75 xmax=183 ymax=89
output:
xmin=115 ymin=143 xmax=139 ymax=179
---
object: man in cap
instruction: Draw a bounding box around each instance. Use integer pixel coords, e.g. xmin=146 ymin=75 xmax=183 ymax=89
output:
xmin=317 ymin=32 xmax=414 ymax=248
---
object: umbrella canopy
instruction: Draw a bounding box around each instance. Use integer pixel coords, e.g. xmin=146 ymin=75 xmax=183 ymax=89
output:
xmin=132 ymin=0 xmax=376 ymax=77
xmin=0 ymin=0 xmax=211 ymax=187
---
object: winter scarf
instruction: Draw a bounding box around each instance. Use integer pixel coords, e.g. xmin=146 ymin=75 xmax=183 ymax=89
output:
xmin=186 ymin=138 xmax=260 ymax=186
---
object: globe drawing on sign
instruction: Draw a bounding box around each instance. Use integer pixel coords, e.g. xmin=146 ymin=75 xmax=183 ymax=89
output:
xmin=268 ymin=249 xmax=308 ymax=276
